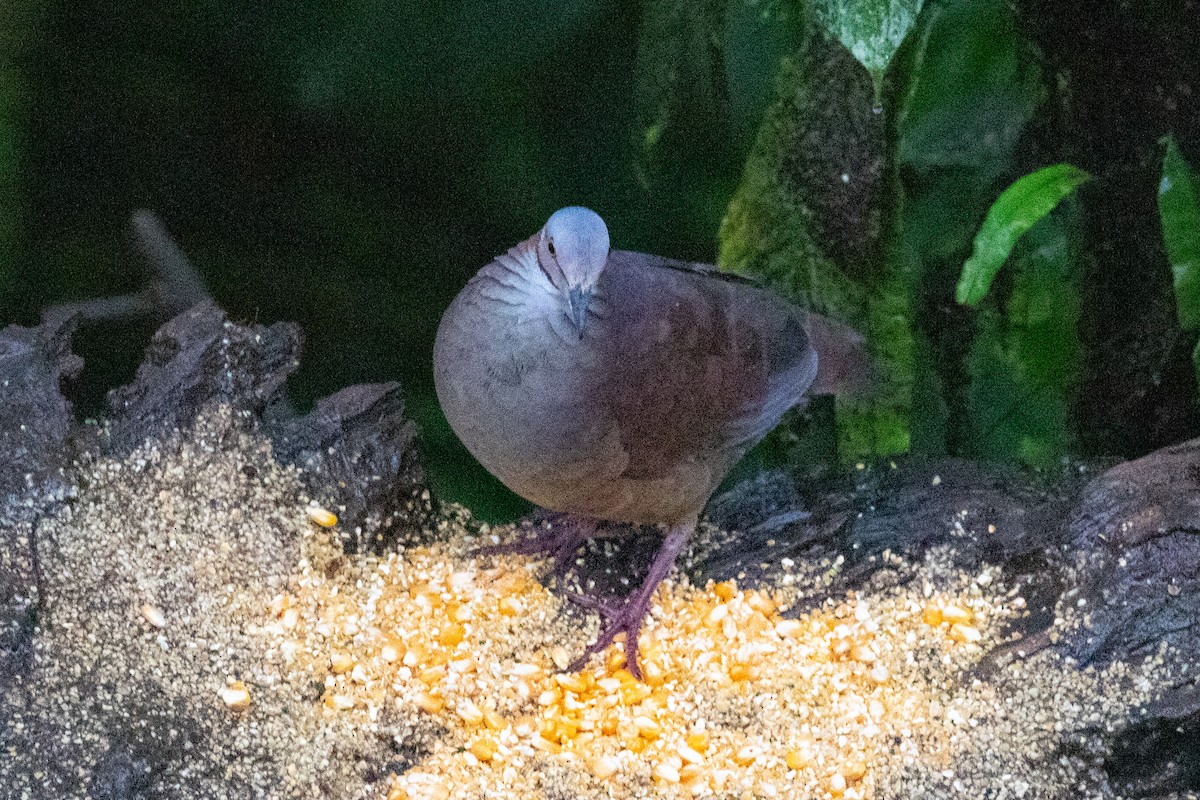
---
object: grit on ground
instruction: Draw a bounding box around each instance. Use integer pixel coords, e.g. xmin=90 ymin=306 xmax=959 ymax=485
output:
xmin=0 ymin=406 xmax=1176 ymax=800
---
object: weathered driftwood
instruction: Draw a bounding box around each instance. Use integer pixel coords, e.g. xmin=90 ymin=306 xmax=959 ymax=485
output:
xmin=1 ymin=304 xmax=1198 ymax=797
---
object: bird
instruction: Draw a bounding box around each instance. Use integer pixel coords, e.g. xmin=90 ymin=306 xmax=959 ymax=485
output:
xmin=433 ymin=206 xmax=868 ymax=678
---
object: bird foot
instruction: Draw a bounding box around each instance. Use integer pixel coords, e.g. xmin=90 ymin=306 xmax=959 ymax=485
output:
xmin=565 ymin=522 xmax=693 ymax=680
xmin=566 ymin=588 xmax=656 ymax=679
xmin=475 ymin=513 xmax=599 ymax=577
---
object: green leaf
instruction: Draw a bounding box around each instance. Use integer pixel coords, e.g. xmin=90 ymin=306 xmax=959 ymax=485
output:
xmin=811 ymin=0 xmax=924 ymax=92
xmin=1159 ymin=135 xmax=1200 ymax=331
xmin=956 ymin=164 xmax=1091 ymax=306
xmin=965 ymin=205 xmax=1083 ymax=466
xmin=894 ymin=0 xmax=1042 ymax=177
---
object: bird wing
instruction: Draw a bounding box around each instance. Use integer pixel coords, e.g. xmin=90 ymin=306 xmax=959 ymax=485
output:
xmin=594 ymin=250 xmax=817 ymax=520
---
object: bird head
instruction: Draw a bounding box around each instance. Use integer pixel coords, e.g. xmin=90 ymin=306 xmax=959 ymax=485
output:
xmin=537 ymin=207 xmax=609 ymax=332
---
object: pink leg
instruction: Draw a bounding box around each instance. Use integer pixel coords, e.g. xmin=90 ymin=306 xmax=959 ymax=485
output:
xmin=567 ymin=521 xmax=693 ymax=680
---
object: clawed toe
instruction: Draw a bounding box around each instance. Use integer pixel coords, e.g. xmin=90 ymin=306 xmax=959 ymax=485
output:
xmin=474 ymin=514 xmax=598 ymax=577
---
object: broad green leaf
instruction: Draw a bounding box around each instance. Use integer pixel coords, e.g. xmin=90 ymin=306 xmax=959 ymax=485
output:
xmin=1159 ymin=135 xmax=1200 ymax=330
xmin=965 ymin=205 xmax=1082 ymax=466
xmin=894 ymin=0 xmax=1041 ymax=176
xmin=894 ymin=0 xmax=1043 ymax=266
xmin=956 ymin=164 xmax=1091 ymax=306
xmin=811 ymin=0 xmax=924 ymax=92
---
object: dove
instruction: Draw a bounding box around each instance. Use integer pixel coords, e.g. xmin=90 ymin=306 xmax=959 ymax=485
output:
xmin=433 ymin=206 xmax=867 ymax=678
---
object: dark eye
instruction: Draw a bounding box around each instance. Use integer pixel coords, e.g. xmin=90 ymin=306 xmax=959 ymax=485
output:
xmin=547 ymin=238 xmax=556 ymax=257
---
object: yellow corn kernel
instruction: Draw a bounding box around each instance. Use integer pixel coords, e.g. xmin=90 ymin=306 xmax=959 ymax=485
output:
xmin=469 ymin=738 xmax=497 ymax=762
xmin=785 ymin=749 xmax=812 ymax=770
xmin=220 ymin=681 xmax=251 ymax=712
xmin=418 ymin=665 xmax=447 ymax=686
xmin=329 ymin=650 xmax=354 ymax=674
xmin=456 ymin=700 xmax=485 ymax=726
xmin=555 ymin=672 xmax=590 ymax=694
xmin=600 ymin=716 xmax=620 ymax=736
xmin=746 ymin=591 xmax=775 ymax=616
xmin=414 ymin=691 xmax=445 ymax=714
xmin=268 ymin=593 xmax=291 ymax=617
xmin=949 ymin=623 xmax=982 ymax=644
xmin=676 ymin=742 xmax=705 ymax=764
xmin=530 ymin=735 xmax=561 ymax=754
xmin=775 ymin=618 xmax=802 ymax=637
xmin=307 ymin=506 xmax=338 ymax=527
xmin=714 ymin=581 xmax=737 ymax=601
xmin=633 ymin=715 xmax=662 ymax=740
xmin=591 ymin=754 xmax=620 ymax=779
xmin=642 ymin=659 xmax=667 ymax=687
xmin=324 ymin=692 xmax=354 ymax=711
xmin=439 ymin=623 xmax=465 ymax=647
xmin=679 ymin=763 xmax=704 ymax=788
xmin=685 ymin=731 xmax=710 ymax=753
xmin=652 ymin=761 xmax=680 ymax=783
xmin=844 ymin=760 xmax=867 ymax=781
xmin=597 ymin=677 xmax=622 ymax=694
xmin=923 ymin=604 xmax=943 ymax=626
xmin=733 ymin=746 xmax=758 ymax=767
xmin=941 ymin=604 xmax=972 ymax=625
xmin=729 ymin=664 xmax=754 ymax=682
xmin=498 ymin=596 xmax=523 ymax=616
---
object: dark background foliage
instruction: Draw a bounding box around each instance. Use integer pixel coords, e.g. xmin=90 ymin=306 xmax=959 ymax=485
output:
xmin=0 ymin=0 xmax=1197 ymax=520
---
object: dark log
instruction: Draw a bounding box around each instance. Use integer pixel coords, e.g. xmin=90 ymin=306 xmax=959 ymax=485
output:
xmin=102 ymin=299 xmax=301 ymax=455
xmin=268 ymin=382 xmax=433 ymax=552
xmin=1 ymin=306 xmax=1197 ymax=797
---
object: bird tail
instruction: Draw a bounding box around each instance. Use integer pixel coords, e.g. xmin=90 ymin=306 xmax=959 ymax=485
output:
xmin=802 ymin=312 xmax=875 ymax=398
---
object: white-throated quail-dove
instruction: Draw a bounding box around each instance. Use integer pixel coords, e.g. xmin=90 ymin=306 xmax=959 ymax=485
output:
xmin=434 ymin=206 xmax=868 ymax=678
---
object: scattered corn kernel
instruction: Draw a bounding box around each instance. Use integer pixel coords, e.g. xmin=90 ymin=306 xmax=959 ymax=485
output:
xmin=733 ymin=746 xmax=758 ymax=766
xmin=729 ymin=663 xmax=754 ymax=682
xmin=498 ymin=596 xmax=523 ymax=616
xmin=330 ymin=650 xmax=354 ymax=674
xmin=923 ymin=604 xmax=943 ymax=626
xmin=268 ymin=593 xmax=290 ymax=617
xmin=629 ymin=716 xmax=659 ymax=740
xmin=325 ymin=692 xmax=354 ymax=711
xmin=652 ymin=761 xmax=680 ymax=783
xmin=785 ymin=748 xmax=812 ymax=770
xmin=220 ymin=681 xmax=251 ymax=711
xmin=469 ymin=738 xmax=497 ymax=762
xmin=140 ymin=603 xmax=166 ymax=628
xmin=591 ymin=754 xmax=620 ymax=779
xmin=676 ymin=742 xmax=705 ymax=764
xmin=307 ymin=506 xmax=338 ymax=527
xmin=439 ymin=623 xmax=465 ymax=647
xmin=949 ymin=623 xmax=982 ymax=644
xmin=941 ymin=604 xmax=972 ymax=625
xmin=456 ymin=700 xmax=485 ymax=726
xmin=414 ymin=691 xmax=446 ymax=714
